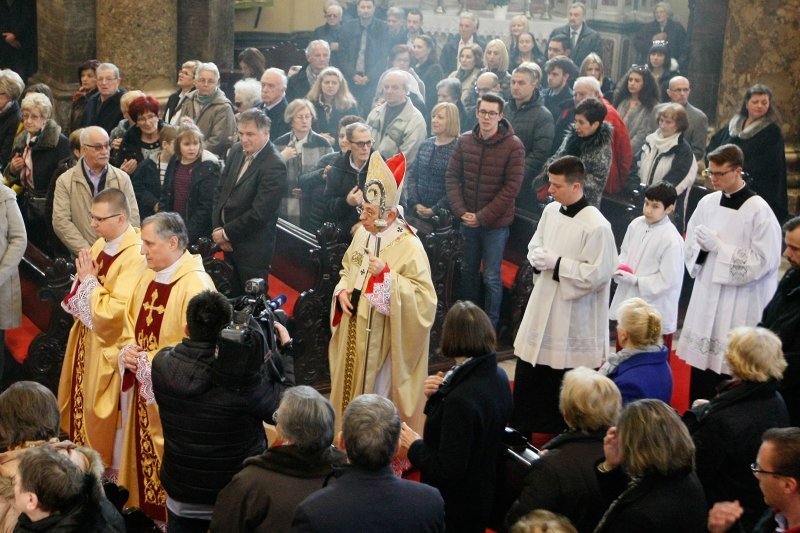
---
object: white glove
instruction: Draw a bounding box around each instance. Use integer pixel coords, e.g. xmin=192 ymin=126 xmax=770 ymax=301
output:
xmin=532 ymin=248 xmax=558 ymax=271
xmin=613 ymin=269 xmax=638 ymax=285
xmin=695 ymin=225 xmax=721 ymax=252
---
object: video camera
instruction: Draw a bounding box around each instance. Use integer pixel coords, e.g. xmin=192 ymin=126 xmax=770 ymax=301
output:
xmin=213 ymin=278 xmax=294 ymax=390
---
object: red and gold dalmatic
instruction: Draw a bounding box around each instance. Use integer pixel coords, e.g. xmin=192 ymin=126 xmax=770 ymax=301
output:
xmin=58 ymin=226 xmax=146 ymax=467
xmin=117 ymin=251 xmax=214 ymax=521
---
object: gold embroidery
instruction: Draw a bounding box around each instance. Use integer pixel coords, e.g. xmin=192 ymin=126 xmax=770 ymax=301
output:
xmin=342 ymin=316 xmax=359 ymax=412
xmin=142 ymin=289 xmax=165 ymax=326
xmin=135 ymin=390 xmax=166 ymax=510
xmin=70 ymin=326 xmax=88 ymax=446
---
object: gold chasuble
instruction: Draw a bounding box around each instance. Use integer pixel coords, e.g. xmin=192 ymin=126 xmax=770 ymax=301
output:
xmin=328 ymin=221 xmax=437 ymax=432
xmin=117 ymin=251 xmax=214 ymax=520
xmin=58 ymin=225 xmax=146 ymax=467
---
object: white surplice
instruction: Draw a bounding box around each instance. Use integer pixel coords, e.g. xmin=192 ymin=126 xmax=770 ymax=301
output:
xmin=609 ymin=215 xmax=684 ymax=334
xmin=514 ymin=201 xmax=618 ymax=369
xmin=677 ymin=190 xmax=782 ymax=374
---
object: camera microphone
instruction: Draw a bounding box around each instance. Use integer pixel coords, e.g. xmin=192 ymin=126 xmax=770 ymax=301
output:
xmin=268 ymin=294 xmax=287 ymax=311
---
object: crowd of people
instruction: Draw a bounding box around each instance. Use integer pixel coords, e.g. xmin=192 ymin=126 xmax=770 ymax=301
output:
xmin=0 ymin=0 xmax=797 ymax=532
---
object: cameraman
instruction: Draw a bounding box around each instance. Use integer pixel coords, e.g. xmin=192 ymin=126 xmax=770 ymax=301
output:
xmin=152 ymin=290 xmax=291 ymax=533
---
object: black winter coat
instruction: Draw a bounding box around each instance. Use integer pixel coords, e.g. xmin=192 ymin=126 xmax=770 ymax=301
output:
xmin=408 ymin=353 xmax=513 ymax=533
xmin=505 ymin=89 xmax=554 ymax=207
xmin=81 ymin=89 xmax=126 ymax=134
xmin=683 ymin=379 xmax=790 ymax=532
xmin=505 ymin=430 xmax=607 ymax=533
xmin=760 ymin=268 xmax=800 ymax=426
xmin=300 ymin=150 xmax=339 ymax=234
xmin=594 ymin=467 xmax=707 ymax=533
xmin=160 ymin=156 xmax=220 ymax=243
xmin=5 ymin=118 xmax=70 ymax=195
xmin=152 ymin=339 xmax=282 ymax=505
xmin=312 ymin=100 xmax=359 ymax=150
xmin=323 ymin=149 xmax=370 ymax=235
xmin=0 ymin=100 xmax=20 ymax=169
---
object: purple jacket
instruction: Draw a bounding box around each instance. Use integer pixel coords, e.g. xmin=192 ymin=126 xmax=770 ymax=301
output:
xmin=608 ymin=346 xmax=673 ymax=405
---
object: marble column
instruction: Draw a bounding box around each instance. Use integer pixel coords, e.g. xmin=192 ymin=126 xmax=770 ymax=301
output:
xmin=96 ymin=1 xmax=178 ymax=100
xmin=714 ymin=0 xmax=800 ymax=142
xmin=33 ymin=0 xmax=97 ymax=128
xmin=178 ymin=0 xmax=234 ymax=69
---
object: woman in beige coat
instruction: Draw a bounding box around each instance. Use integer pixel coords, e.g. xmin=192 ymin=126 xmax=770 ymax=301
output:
xmin=0 ymin=182 xmax=26 ymax=382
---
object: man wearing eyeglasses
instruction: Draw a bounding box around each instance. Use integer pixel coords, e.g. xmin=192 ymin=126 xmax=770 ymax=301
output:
xmin=81 ymin=63 xmax=127 ymax=135
xmin=313 ymin=3 xmax=344 ymax=66
xmin=678 ymin=143 xmax=782 ymax=401
xmin=53 ymin=126 xmax=140 ymax=255
xmin=446 ymin=93 xmax=525 ymax=329
xmin=58 ymin=188 xmax=146 ymax=470
xmin=323 ymin=122 xmax=374 ymax=237
xmin=708 ymin=427 xmax=800 ymax=533
xmin=658 ymin=76 xmax=709 ymax=161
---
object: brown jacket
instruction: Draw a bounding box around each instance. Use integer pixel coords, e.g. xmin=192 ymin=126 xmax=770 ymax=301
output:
xmin=445 ymin=119 xmax=525 ymax=228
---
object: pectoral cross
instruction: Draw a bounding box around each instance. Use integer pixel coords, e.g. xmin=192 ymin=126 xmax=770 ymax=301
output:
xmin=143 ymin=289 xmax=166 ymax=326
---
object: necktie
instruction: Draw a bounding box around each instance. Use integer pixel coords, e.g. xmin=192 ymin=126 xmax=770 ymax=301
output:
xmin=237 ymin=154 xmax=254 ymax=182
xmin=571 ymin=30 xmax=578 ymax=48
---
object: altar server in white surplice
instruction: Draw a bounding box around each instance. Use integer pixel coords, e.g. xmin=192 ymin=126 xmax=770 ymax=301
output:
xmin=512 ymin=155 xmax=617 ymax=443
xmin=677 ymin=144 xmax=781 ymax=400
xmin=609 ymin=181 xmax=684 ymax=347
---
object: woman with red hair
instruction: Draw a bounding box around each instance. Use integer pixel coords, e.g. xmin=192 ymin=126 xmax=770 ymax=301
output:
xmin=113 ymin=94 xmax=163 ymax=174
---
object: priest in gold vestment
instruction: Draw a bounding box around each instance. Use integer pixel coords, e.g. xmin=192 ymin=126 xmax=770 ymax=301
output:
xmin=59 ymin=188 xmax=146 ymax=468
xmin=116 ymin=212 xmax=215 ymax=520
xmin=329 ymin=152 xmax=437 ymax=433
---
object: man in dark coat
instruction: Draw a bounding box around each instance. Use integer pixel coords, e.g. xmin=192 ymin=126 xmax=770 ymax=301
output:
xmin=286 ymin=40 xmax=331 ymax=103
xmin=212 ymin=108 xmax=287 ymax=296
xmin=257 ymin=68 xmax=291 ymax=141
xmin=323 ymin=122 xmax=373 ymax=237
xmin=81 ymin=63 xmax=126 ymax=135
xmin=445 ymin=93 xmax=525 ymax=328
xmin=292 ymin=394 xmax=445 ymax=532
xmin=0 ymin=0 xmax=36 ymax=81
xmin=439 ymin=12 xmax=487 ymax=75
xmin=760 ymin=216 xmax=800 ymax=426
xmin=338 ymin=0 xmax=389 ymax=116
xmin=153 ymin=290 xmax=284 ymax=531
xmin=506 ymin=63 xmax=554 ymax=208
xmin=548 ymin=2 xmax=603 ymax=68
xmin=312 ymin=3 xmax=344 ymax=67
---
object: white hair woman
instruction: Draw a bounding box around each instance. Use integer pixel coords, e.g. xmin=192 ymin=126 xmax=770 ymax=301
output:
xmin=178 ymin=62 xmax=236 ymax=157
xmin=2 ymin=92 xmax=69 ymax=251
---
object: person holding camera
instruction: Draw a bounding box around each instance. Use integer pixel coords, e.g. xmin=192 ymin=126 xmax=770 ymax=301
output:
xmin=152 ymin=290 xmax=288 ymax=533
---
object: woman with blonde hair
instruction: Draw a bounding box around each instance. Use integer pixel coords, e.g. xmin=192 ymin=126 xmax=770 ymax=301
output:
xmin=506 ymin=367 xmax=621 ymax=532
xmin=306 ymin=66 xmax=358 ymax=149
xmin=683 ymin=326 xmax=790 ymax=531
xmin=579 ymin=53 xmax=614 ymax=100
xmin=481 ymin=39 xmax=512 ymax=101
xmin=405 ymin=102 xmax=459 ymax=219
xmin=602 ymin=298 xmax=672 ymax=405
xmin=595 ymin=399 xmax=707 ymax=532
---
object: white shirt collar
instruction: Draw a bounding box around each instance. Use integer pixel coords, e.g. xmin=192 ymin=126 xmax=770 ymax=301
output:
xmin=154 ymin=254 xmax=183 ymax=284
xmin=103 ymin=227 xmax=129 ymax=256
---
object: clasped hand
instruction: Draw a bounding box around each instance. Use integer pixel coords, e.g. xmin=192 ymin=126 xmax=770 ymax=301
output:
xmin=531 ymin=247 xmax=558 ymax=271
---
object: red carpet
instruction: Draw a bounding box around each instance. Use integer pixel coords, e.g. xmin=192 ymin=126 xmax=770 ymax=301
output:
xmin=669 ymin=350 xmax=691 ymax=414
xmin=268 ymin=274 xmax=300 ymax=318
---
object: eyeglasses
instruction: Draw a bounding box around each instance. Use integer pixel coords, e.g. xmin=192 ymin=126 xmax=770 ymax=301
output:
xmin=631 ymin=64 xmax=649 ymax=72
xmin=750 ymin=462 xmax=793 ymax=477
xmin=351 ymin=140 xmax=373 ymax=148
xmin=294 ymin=114 xmax=313 ymax=121
xmin=324 ymin=13 xmax=340 ymax=18
xmin=356 ymin=204 xmax=377 ymax=216
xmin=90 ymin=213 xmax=121 ymax=223
xmin=21 ymin=113 xmax=44 ymax=121
xmin=701 ymin=168 xmax=737 ymax=179
xmin=83 ymin=142 xmax=110 ymax=151
xmin=477 ymin=109 xmax=500 ymax=117
xmin=96 ymin=77 xmax=118 ymax=83
xmin=178 ymin=69 xmax=195 ymax=77
xmin=196 ymin=77 xmax=217 ymax=86
xmin=136 ymin=113 xmax=158 ymax=124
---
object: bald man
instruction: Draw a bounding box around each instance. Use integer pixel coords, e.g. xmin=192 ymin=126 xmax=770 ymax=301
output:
xmin=658 ymin=76 xmax=709 ymax=161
